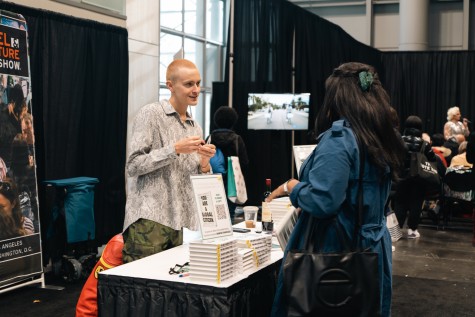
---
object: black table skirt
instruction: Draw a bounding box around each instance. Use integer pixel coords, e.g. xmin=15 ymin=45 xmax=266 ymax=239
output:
xmin=98 ymin=260 xmax=281 ymax=317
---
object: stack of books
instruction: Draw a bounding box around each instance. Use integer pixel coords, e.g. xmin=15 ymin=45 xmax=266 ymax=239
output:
xmin=274 ymin=205 xmax=299 ymax=250
xmin=267 ymin=197 xmax=295 ymax=228
xmin=188 ymin=237 xmax=237 ymax=284
xmin=236 ymin=248 xmax=255 ymax=273
xmin=236 ymin=234 xmax=272 ymax=268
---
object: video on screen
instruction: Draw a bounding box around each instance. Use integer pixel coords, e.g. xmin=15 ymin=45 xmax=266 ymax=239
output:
xmin=247 ymin=93 xmax=310 ymax=130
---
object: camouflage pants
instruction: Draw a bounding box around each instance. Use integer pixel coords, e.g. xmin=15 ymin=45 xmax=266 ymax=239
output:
xmin=122 ymin=218 xmax=183 ymax=264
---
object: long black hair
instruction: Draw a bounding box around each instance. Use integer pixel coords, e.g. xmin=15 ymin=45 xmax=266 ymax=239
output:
xmin=315 ymin=62 xmax=405 ymax=178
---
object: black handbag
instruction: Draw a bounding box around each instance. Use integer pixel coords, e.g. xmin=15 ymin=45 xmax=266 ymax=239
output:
xmin=282 ymin=149 xmax=381 ymax=317
xmin=408 ymin=143 xmax=440 ymax=187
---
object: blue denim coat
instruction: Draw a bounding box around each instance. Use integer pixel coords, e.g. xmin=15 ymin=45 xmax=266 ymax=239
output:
xmin=271 ymin=119 xmax=393 ymax=317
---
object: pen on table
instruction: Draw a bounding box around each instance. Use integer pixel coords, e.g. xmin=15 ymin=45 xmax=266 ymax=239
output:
xmin=179 ymin=273 xmax=190 ymax=277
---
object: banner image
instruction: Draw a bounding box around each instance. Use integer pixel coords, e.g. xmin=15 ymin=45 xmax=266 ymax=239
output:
xmin=0 ymin=11 xmax=42 ymax=289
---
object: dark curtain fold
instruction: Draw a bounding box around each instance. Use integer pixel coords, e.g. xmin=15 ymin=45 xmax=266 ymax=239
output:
xmin=381 ymin=51 xmax=475 ymax=135
xmin=227 ymin=0 xmax=294 ymax=205
xmin=0 ymin=2 xmax=128 ymax=248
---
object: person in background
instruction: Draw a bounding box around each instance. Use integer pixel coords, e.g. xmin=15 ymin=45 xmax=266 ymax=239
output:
xmin=122 ymin=59 xmax=216 ymax=264
xmin=431 ymin=133 xmax=451 ymax=168
xmin=76 ymin=234 xmax=124 ymax=317
xmin=394 ymin=115 xmax=437 ymax=239
xmin=465 ymin=132 xmax=475 ymax=247
xmin=450 ymin=141 xmax=472 ymax=167
xmin=266 ymin=62 xmax=405 ymax=317
xmin=443 ymin=134 xmax=465 ymax=166
xmin=0 ymin=177 xmax=34 ymax=240
xmin=207 ymin=106 xmax=249 ymax=221
xmin=423 ymin=133 xmax=447 ymax=178
xmin=444 ymin=106 xmax=469 ymax=142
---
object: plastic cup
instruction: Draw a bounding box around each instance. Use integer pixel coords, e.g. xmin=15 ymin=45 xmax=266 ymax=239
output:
xmin=243 ymin=206 xmax=258 ymax=228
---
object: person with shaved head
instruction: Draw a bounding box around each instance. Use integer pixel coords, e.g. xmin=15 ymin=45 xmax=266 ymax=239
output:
xmin=122 ymin=59 xmax=216 ymax=263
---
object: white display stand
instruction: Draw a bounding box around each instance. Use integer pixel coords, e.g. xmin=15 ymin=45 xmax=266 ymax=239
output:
xmin=293 ymin=144 xmax=317 ymax=177
xmin=190 ymin=174 xmax=234 ymax=240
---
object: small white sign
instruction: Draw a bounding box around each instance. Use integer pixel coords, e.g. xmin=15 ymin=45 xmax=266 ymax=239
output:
xmin=293 ymin=144 xmax=317 ymax=177
xmin=190 ymin=174 xmax=234 ymax=240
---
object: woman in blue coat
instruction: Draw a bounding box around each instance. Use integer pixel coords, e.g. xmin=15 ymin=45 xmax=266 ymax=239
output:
xmin=267 ymin=62 xmax=406 ymax=317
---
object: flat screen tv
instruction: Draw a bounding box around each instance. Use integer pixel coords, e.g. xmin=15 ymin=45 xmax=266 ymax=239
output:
xmin=247 ymin=93 xmax=310 ymax=130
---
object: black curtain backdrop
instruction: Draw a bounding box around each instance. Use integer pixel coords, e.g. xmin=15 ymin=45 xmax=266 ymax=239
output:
xmin=0 ymin=2 xmax=128 ymax=249
xmin=381 ymin=51 xmax=475 ymax=135
xmin=226 ymin=0 xmax=382 ymax=206
xmin=225 ymin=0 xmax=475 ymax=207
xmin=226 ymin=0 xmax=293 ymax=205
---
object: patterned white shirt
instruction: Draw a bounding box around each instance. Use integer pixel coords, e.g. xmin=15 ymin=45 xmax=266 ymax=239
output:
xmin=123 ymin=100 xmax=204 ymax=231
xmin=447 ymin=121 xmax=468 ymax=139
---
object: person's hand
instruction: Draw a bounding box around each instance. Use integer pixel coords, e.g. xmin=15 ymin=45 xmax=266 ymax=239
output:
xmin=198 ymin=143 xmax=216 ymax=159
xmin=198 ymin=144 xmax=215 ymax=172
xmin=265 ymin=188 xmax=281 ymax=203
xmin=265 ymin=179 xmax=298 ymax=203
xmin=174 ymin=136 xmax=205 ymax=154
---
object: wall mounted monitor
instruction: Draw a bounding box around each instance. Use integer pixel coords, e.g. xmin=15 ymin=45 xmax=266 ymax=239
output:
xmin=247 ymin=93 xmax=310 ymax=130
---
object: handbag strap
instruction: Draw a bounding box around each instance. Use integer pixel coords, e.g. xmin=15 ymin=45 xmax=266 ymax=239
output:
xmin=353 ymin=140 xmax=365 ymax=250
xmin=304 ymin=138 xmax=365 ymax=253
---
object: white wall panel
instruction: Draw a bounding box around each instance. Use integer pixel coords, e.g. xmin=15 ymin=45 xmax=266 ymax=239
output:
xmin=8 ymin=0 xmax=125 ymax=27
xmin=373 ymin=8 xmax=400 ymax=51
xmin=429 ymin=3 xmax=464 ymax=50
xmin=126 ymin=0 xmax=159 ymax=45
xmin=126 ymin=0 xmax=160 ymax=159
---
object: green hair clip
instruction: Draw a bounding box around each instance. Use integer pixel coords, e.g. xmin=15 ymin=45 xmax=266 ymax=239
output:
xmin=358 ymin=71 xmax=373 ymax=91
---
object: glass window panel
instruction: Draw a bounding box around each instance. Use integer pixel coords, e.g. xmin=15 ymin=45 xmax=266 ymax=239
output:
xmin=160 ymin=0 xmax=183 ymax=31
xmin=160 ymin=33 xmax=183 ymax=84
xmin=159 ymin=88 xmax=171 ymax=101
xmin=205 ymin=44 xmax=220 ymax=85
xmin=184 ymin=0 xmax=204 ymax=36
xmin=184 ymin=39 xmax=204 ymax=85
xmin=206 ymin=0 xmax=224 ymax=42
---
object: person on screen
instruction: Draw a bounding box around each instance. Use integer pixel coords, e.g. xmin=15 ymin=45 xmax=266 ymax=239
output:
xmin=0 ymin=177 xmax=34 ymax=240
xmin=265 ymin=105 xmax=273 ymax=124
xmin=122 ymin=59 xmax=216 ymax=263
xmin=265 ymin=62 xmax=405 ymax=316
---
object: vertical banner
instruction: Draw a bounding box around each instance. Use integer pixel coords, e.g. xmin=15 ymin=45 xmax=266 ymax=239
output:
xmin=0 ymin=10 xmax=43 ymax=289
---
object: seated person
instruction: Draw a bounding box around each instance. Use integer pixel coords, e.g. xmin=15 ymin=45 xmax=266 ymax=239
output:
xmin=450 ymin=141 xmax=472 ymax=168
xmin=443 ymin=134 xmax=465 ymax=166
xmin=76 ymin=234 xmax=124 ymax=317
xmin=431 ymin=133 xmax=451 ymax=168
xmin=423 ymin=133 xmax=446 ymax=179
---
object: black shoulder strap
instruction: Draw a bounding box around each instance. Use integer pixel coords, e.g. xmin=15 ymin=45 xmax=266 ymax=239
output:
xmin=353 ymin=141 xmax=365 ymax=251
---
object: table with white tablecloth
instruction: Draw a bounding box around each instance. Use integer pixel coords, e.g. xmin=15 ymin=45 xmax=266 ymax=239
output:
xmin=97 ymin=226 xmax=283 ymax=317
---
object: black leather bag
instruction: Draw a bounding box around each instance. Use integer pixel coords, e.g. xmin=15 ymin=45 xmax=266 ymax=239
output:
xmin=283 ymin=223 xmax=380 ymax=316
xmin=408 ymin=143 xmax=440 ymax=187
xmin=282 ymin=149 xmax=381 ymax=317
